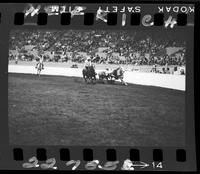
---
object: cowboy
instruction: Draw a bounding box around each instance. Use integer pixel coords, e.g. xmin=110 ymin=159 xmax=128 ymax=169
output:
xmin=15 ymin=46 xmax=19 ymax=64
xmin=15 ymin=54 xmax=19 ymax=64
xmin=35 ymin=51 xmax=44 ymax=70
xmin=84 ymin=57 xmax=92 ymax=70
xmin=152 ymin=63 xmax=157 ymax=73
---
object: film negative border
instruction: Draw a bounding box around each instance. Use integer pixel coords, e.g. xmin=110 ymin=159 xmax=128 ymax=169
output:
xmin=0 ymin=2 xmax=198 ymax=172
xmin=0 ymin=145 xmax=195 ymax=170
xmin=9 ymin=147 xmax=189 ymax=170
xmin=12 ymin=148 xmax=187 ymax=162
xmin=13 ymin=12 xmax=190 ymax=27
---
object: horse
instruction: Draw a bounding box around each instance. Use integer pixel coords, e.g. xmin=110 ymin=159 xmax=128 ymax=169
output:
xmin=98 ymin=71 xmax=108 ymax=81
xmin=108 ymin=66 xmax=127 ymax=85
xmin=35 ymin=62 xmax=44 ymax=77
xmin=98 ymin=69 xmax=112 ymax=83
xmin=82 ymin=65 xmax=97 ymax=84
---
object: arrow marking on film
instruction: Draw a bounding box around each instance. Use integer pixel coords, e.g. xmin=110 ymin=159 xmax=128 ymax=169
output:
xmin=132 ymin=161 xmax=149 ymax=169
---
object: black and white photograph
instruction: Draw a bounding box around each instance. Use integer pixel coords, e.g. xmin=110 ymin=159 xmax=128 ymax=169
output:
xmin=8 ymin=29 xmax=186 ymax=146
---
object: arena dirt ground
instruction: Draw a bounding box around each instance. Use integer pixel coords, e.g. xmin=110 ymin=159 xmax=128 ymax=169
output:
xmin=8 ymin=73 xmax=185 ymax=146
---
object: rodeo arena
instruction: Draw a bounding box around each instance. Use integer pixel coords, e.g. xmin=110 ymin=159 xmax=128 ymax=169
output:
xmin=9 ymin=30 xmax=186 ymax=146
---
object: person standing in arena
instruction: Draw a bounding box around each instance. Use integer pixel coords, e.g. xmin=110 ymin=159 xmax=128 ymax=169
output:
xmin=15 ymin=47 xmax=19 ymax=64
xmin=15 ymin=55 xmax=19 ymax=64
xmin=60 ymin=51 xmax=65 ymax=62
xmin=35 ymin=50 xmax=44 ymax=76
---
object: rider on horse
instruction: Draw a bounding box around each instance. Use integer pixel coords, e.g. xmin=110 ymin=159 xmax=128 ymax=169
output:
xmin=83 ymin=56 xmax=97 ymax=83
xmin=84 ymin=57 xmax=92 ymax=70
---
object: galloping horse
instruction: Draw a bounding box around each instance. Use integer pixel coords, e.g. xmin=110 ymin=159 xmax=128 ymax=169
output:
xmin=108 ymin=66 xmax=127 ymax=85
xmin=82 ymin=65 xmax=97 ymax=84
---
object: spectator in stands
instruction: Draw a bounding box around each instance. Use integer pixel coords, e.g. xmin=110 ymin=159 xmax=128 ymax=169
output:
xmin=9 ymin=30 xmax=186 ymax=67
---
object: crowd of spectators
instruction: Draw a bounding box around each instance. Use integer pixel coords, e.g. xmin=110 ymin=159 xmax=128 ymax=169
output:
xmin=9 ymin=30 xmax=186 ymax=66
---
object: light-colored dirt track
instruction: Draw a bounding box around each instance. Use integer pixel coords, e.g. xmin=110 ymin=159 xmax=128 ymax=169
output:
xmin=9 ymin=61 xmax=185 ymax=90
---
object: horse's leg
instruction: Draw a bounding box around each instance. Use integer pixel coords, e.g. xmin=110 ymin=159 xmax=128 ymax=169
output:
xmin=110 ymin=75 xmax=115 ymax=84
xmin=91 ymin=75 xmax=94 ymax=84
xmin=106 ymin=75 xmax=111 ymax=83
xmin=93 ymin=75 xmax=96 ymax=84
xmin=106 ymin=77 xmax=109 ymax=83
xmin=86 ymin=77 xmax=90 ymax=84
xmin=91 ymin=77 xmax=93 ymax=84
xmin=84 ymin=76 xmax=87 ymax=83
xmin=93 ymin=77 xmax=96 ymax=84
xmin=89 ymin=77 xmax=92 ymax=84
xmin=87 ymin=78 xmax=89 ymax=84
xmin=120 ymin=78 xmax=126 ymax=85
xmin=99 ymin=76 xmax=103 ymax=84
xmin=83 ymin=73 xmax=87 ymax=83
xmin=120 ymin=78 xmax=127 ymax=85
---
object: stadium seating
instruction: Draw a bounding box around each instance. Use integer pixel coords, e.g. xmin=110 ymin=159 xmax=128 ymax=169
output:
xmin=9 ymin=30 xmax=186 ymax=66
